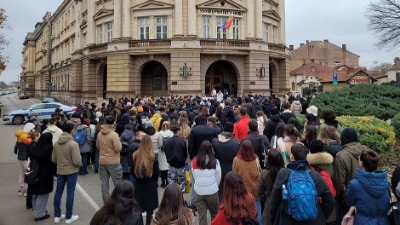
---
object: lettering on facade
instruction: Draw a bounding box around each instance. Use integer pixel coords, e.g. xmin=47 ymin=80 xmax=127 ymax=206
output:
xmin=350 ymin=75 xmax=370 ymax=84
xmin=199 ymin=8 xmax=243 ymax=16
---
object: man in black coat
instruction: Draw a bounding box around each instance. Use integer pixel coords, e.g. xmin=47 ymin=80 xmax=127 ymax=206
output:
xmin=270 ymin=144 xmax=334 ymax=225
xmin=263 ymin=108 xmax=284 ymax=141
xmin=279 ymin=102 xmax=296 ymax=124
xmin=242 ymin=119 xmax=270 ymax=169
xmin=220 ymin=99 xmax=234 ymax=127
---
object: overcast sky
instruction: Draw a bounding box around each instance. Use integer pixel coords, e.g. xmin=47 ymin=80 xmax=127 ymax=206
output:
xmin=0 ymin=0 xmax=397 ymax=83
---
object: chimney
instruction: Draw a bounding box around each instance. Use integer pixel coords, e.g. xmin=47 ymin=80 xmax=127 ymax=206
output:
xmin=300 ymin=43 xmax=304 ymax=47
xmin=324 ymin=39 xmax=329 ymax=43
xmin=342 ymin=44 xmax=347 ymax=51
xmin=289 ymin=45 xmax=294 ymax=51
xmin=394 ymin=57 xmax=400 ymax=65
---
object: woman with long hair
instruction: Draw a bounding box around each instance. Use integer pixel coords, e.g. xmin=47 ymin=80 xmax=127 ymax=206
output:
xmin=214 ymin=105 xmax=223 ymax=121
xmin=178 ymin=117 xmax=191 ymax=141
xmin=319 ymin=125 xmax=341 ymax=159
xmin=151 ymin=183 xmax=195 ymax=225
xmin=211 ymin=171 xmax=257 ymax=225
xmin=277 ymin=124 xmax=302 ymax=167
xmin=192 ymin=140 xmax=221 ymax=225
xmin=91 ymin=180 xmax=143 ymax=225
xmin=301 ymin=125 xmax=318 ymax=149
xmin=158 ymin=121 xmax=173 ymax=188
xmin=256 ymin=111 xmax=268 ymax=135
xmin=258 ymin=149 xmax=284 ymax=225
xmin=131 ymin=135 xmax=159 ymax=225
xmin=233 ymin=140 xmax=262 ymax=224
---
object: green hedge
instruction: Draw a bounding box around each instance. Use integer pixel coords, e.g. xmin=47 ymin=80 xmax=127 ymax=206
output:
xmin=392 ymin=113 xmax=400 ymax=139
xmin=337 ymin=116 xmax=396 ymax=153
xmin=310 ymin=84 xmax=400 ymax=120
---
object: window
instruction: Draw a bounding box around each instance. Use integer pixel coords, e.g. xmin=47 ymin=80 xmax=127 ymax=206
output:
xmin=154 ymin=75 xmax=162 ymax=90
xmin=31 ymin=104 xmax=45 ymax=110
xmin=156 ymin=16 xmax=168 ymax=39
xmin=272 ymin=26 xmax=277 ymax=43
xmin=106 ymin=22 xmax=113 ymax=42
xmin=216 ymin=17 xmax=227 ymax=39
xmin=232 ymin=19 xmax=239 ymax=39
xmin=139 ymin=17 xmax=150 ymax=40
xmin=97 ymin=24 xmax=103 ymax=43
xmin=203 ymin=16 xmax=211 ymax=38
xmin=45 ymin=104 xmax=58 ymax=109
xmin=263 ymin=23 xmax=269 ymax=42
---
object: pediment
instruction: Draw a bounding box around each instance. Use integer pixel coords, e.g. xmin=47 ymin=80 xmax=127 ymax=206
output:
xmin=93 ymin=9 xmax=114 ymax=20
xmin=263 ymin=10 xmax=281 ymax=21
xmin=80 ymin=19 xmax=87 ymax=29
xmin=197 ymin=0 xmax=246 ymax=12
xmin=132 ymin=0 xmax=174 ymax=11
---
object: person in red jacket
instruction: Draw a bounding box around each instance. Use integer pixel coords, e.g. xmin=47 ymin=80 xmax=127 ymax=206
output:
xmin=211 ymin=171 xmax=257 ymax=225
xmin=233 ymin=108 xmax=250 ymax=141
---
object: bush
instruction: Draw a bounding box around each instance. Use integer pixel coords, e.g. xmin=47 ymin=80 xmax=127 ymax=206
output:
xmin=337 ymin=116 xmax=396 ymax=153
xmin=392 ymin=113 xmax=400 ymax=139
xmin=310 ymin=84 xmax=400 ymax=120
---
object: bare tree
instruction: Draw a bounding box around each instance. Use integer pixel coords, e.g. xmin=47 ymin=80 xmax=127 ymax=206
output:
xmin=369 ymin=61 xmax=393 ymax=74
xmin=366 ymin=0 xmax=400 ymax=48
xmin=0 ymin=8 xmax=8 ymax=71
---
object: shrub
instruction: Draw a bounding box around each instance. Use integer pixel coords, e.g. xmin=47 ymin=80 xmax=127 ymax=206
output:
xmin=392 ymin=113 xmax=400 ymax=139
xmin=337 ymin=116 xmax=396 ymax=153
xmin=310 ymin=84 xmax=400 ymax=120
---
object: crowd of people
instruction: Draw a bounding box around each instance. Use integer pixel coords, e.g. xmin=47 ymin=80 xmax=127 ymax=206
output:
xmin=13 ymin=92 xmax=398 ymax=225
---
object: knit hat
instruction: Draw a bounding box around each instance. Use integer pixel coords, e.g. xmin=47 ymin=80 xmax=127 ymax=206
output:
xmin=223 ymin=122 xmax=234 ymax=133
xmin=23 ymin=123 xmax=35 ymax=132
xmin=341 ymin=128 xmax=359 ymax=146
xmin=145 ymin=121 xmax=154 ymax=129
xmin=306 ymin=105 xmax=318 ymax=117
xmin=137 ymin=106 xmax=143 ymax=113
xmin=309 ymin=140 xmax=325 ymax=154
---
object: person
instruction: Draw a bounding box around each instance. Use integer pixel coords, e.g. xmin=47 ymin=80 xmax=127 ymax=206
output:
xmin=270 ymin=143 xmax=335 ymax=225
xmin=212 ymin=122 xmax=240 ymax=201
xmin=192 ymin=140 xmax=221 ymax=225
xmin=211 ymin=171 xmax=257 ymax=225
xmin=120 ymin=124 xmax=136 ymax=180
xmin=290 ymin=98 xmax=302 ymax=114
xmin=207 ymin=116 xmax=222 ymax=134
xmin=188 ymin=115 xmax=218 ymax=160
xmin=76 ymin=118 xmax=92 ymax=175
xmin=277 ymin=124 xmax=302 ymax=167
xmin=258 ymin=149 xmax=284 ymax=225
xmin=26 ymin=131 xmax=41 ymax=209
xmin=318 ymin=108 xmax=343 ymax=134
xmin=164 ymin=126 xmax=187 ymax=191
xmin=43 ymin=116 xmax=64 ymax=145
xmin=115 ymin=113 xmax=131 ymax=137
xmin=256 ymin=111 xmax=268 ymax=135
xmin=28 ymin=117 xmax=42 ymax=133
xmin=131 ymin=135 xmax=159 ymax=225
xmin=83 ymin=101 xmax=95 ymax=120
xmin=158 ymin=121 xmax=173 ymax=188
xmin=27 ymin=132 xmax=55 ymax=221
xmin=242 ymin=119 xmax=270 ymax=169
xmin=232 ymin=140 xmax=262 ymax=224
xmin=301 ymin=125 xmax=318 ymax=149
xmin=150 ymin=111 xmax=163 ymax=132
xmin=90 ymin=180 xmax=144 ymax=225
xmin=346 ymin=149 xmax=390 ymax=225
xmin=40 ymin=119 xmax=49 ymax=134
xmin=263 ymin=108 xmax=283 ymax=141
xmin=319 ymin=125 xmax=341 ymax=160
xmin=151 ymin=182 xmax=195 ymax=225
xmin=233 ymin=108 xmax=251 ymax=141
xmin=279 ymin=103 xmax=296 ymax=124
xmin=333 ymin=127 xmax=369 ymax=220
xmin=15 ymin=122 xmax=34 ymax=197
xmin=52 ymin=123 xmax=82 ymax=224
xmin=96 ymin=116 xmax=123 ymax=203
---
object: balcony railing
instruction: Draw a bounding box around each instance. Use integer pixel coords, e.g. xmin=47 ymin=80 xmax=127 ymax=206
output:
xmin=88 ymin=43 xmax=108 ymax=53
xmin=268 ymin=43 xmax=287 ymax=52
xmin=129 ymin=40 xmax=171 ymax=48
xmin=200 ymin=39 xmax=250 ymax=48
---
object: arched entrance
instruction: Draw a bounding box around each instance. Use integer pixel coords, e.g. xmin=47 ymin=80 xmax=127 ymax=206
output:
xmin=141 ymin=61 xmax=168 ymax=97
xmin=205 ymin=60 xmax=238 ymax=96
xmin=98 ymin=64 xmax=107 ymax=99
xmin=269 ymin=63 xmax=278 ymax=91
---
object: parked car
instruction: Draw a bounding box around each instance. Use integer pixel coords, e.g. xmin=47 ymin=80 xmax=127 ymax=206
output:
xmin=19 ymin=94 xmax=29 ymax=100
xmin=42 ymin=97 xmax=58 ymax=103
xmin=2 ymin=102 xmax=77 ymax=125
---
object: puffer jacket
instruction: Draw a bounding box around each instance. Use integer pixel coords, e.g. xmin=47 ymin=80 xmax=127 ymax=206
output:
xmin=333 ymin=142 xmax=369 ymax=206
xmin=192 ymin=157 xmax=221 ymax=195
xmin=52 ymin=132 xmax=82 ymax=175
xmin=76 ymin=125 xmax=92 ymax=153
xmin=290 ymin=100 xmax=302 ymax=114
xmin=150 ymin=113 xmax=163 ymax=131
xmin=43 ymin=125 xmax=63 ymax=145
xmin=347 ymin=169 xmax=390 ymax=225
xmin=145 ymin=127 xmax=163 ymax=155
xmin=96 ymin=125 xmax=122 ymax=165
xmin=15 ymin=130 xmax=32 ymax=160
xmin=158 ymin=130 xmax=173 ymax=171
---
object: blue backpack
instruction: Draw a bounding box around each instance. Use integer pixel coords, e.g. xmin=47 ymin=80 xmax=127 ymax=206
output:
xmin=286 ymin=169 xmax=318 ymax=221
xmin=74 ymin=128 xmax=87 ymax=146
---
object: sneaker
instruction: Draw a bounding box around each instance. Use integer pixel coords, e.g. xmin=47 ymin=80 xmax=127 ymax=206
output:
xmin=18 ymin=191 xmax=24 ymax=196
xmin=54 ymin=214 xmax=65 ymax=223
xmin=34 ymin=214 xmax=50 ymax=221
xmin=65 ymin=215 xmax=79 ymax=224
xmin=24 ymin=192 xmax=27 ymax=197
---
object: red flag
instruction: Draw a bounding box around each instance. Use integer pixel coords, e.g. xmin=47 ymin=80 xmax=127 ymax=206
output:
xmin=225 ymin=17 xmax=235 ymax=29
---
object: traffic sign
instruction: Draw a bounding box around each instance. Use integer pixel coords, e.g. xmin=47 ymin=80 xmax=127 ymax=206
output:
xmin=333 ymin=73 xmax=338 ymax=81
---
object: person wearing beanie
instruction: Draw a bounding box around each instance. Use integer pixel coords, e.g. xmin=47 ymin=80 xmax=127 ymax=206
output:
xmin=211 ymin=121 xmax=240 ymax=201
xmin=333 ymin=128 xmax=369 ymax=221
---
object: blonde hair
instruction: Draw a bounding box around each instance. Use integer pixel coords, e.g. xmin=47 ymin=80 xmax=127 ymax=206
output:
xmin=179 ymin=117 xmax=191 ymax=139
xmin=161 ymin=121 xmax=170 ymax=131
xmin=133 ymin=135 xmax=155 ymax=178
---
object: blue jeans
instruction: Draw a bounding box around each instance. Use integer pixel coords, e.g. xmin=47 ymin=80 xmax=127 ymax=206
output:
xmin=79 ymin=153 xmax=89 ymax=174
xmin=256 ymin=200 xmax=262 ymax=225
xmin=53 ymin=173 xmax=78 ymax=220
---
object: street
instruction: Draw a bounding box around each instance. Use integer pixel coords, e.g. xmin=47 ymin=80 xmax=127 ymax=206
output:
xmin=0 ymin=94 xmax=195 ymax=225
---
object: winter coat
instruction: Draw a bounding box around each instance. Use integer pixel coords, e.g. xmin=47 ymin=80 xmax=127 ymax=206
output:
xmin=192 ymin=157 xmax=221 ymax=195
xmin=220 ymin=107 xmax=235 ymax=127
xmin=323 ymin=140 xmax=341 ymax=159
xmin=242 ymin=131 xmax=270 ymax=169
xmin=164 ymin=135 xmax=187 ymax=169
xmin=151 ymin=210 xmax=196 ymax=225
xmin=211 ymin=209 xmax=256 ymax=225
xmin=392 ymin=165 xmax=400 ymax=201
xmin=43 ymin=125 xmax=63 ymax=145
xmin=188 ymin=110 xmax=200 ymax=127
xmin=120 ymin=129 xmax=135 ymax=174
xmin=263 ymin=115 xmax=283 ymax=141
xmin=251 ymin=104 xmax=263 ymax=119
xmin=257 ymin=116 xmax=266 ymax=135
xmin=115 ymin=121 xmax=130 ymax=137
xmin=258 ymin=169 xmax=275 ymax=225
xmin=27 ymin=133 xmax=56 ymax=195
xmin=15 ymin=130 xmax=32 ymax=160
xmin=66 ymin=118 xmax=81 ymax=129
xmin=188 ymin=124 xmax=218 ymax=159
xmin=347 ymin=169 xmax=390 ymax=225
xmin=279 ymin=110 xmax=296 ymax=124
xmin=158 ymin=130 xmax=173 ymax=171
xmin=145 ymin=127 xmax=163 ymax=155
xmin=290 ymin=100 xmax=302 ymax=114
xmin=233 ymin=115 xmax=251 ymax=141
xmin=270 ymin=161 xmax=335 ymax=225
xmin=333 ymin=142 xmax=369 ymax=207
xmin=233 ymin=157 xmax=260 ymax=200
xmin=96 ymin=125 xmax=122 ymax=166
xmin=76 ymin=125 xmax=92 ymax=153
xmin=131 ymin=159 xmax=160 ymax=212
xmin=212 ymin=132 xmax=240 ymax=196
xmin=91 ymin=211 xmax=143 ymax=225
xmin=52 ymin=132 xmax=82 ymax=175
xmin=150 ymin=113 xmax=163 ymax=131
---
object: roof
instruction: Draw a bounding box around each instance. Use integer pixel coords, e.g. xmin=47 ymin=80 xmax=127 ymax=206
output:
xmin=290 ymin=63 xmax=348 ymax=82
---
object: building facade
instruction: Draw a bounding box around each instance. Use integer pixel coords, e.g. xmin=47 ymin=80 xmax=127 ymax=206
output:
xmin=21 ymin=0 xmax=289 ymax=104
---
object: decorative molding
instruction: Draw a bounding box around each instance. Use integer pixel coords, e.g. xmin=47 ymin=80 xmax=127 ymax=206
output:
xmin=262 ymin=10 xmax=281 ymax=21
xmin=197 ymin=0 xmax=247 ymax=12
xmin=132 ymin=0 xmax=174 ymax=11
xmin=93 ymin=9 xmax=114 ymax=20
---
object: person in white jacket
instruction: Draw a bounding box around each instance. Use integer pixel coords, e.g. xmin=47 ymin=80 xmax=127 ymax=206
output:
xmin=43 ymin=116 xmax=63 ymax=145
xmin=192 ymin=140 xmax=221 ymax=225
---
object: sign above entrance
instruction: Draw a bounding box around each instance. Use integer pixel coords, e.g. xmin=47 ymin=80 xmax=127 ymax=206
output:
xmin=199 ymin=8 xmax=243 ymax=16
xmin=350 ymin=75 xmax=370 ymax=84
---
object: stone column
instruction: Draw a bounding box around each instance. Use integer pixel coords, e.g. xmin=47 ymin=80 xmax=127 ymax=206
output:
xmin=175 ymin=0 xmax=183 ymax=37
xmin=122 ymin=0 xmax=131 ymax=39
xmin=113 ymin=0 xmax=122 ymax=39
xmin=74 ymin=0 xmax=82 ymax=50
xmin=246 ymin=0 xmax=255 ymax=39
xmin=255 ymin=0 xmax=263 ymax=39
xmin=188 ymin=0 xmax=197 ymax=37
xmin=87 ymin=0 xmax=96 ymax=45
xmin=278 ymin=0 xmax=285 ymax=44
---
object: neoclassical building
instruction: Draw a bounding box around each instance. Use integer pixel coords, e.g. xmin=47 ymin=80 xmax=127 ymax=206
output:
xmin=21 ymin=0 xmax=289 ymax=104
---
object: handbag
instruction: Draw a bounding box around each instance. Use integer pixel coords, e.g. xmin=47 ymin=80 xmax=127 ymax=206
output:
xmin=341 ymin=206 xmax=355 ymax=225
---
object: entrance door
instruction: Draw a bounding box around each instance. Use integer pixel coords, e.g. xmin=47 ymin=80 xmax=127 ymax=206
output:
xmin=141 ymin=61 xmax=168 ymax=97
xmin=205 ymin=60 xmax=238 ymax=96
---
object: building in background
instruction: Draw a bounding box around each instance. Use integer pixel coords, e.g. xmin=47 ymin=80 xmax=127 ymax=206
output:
xmin=21 ymin=0 xmax=289 ymax=104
